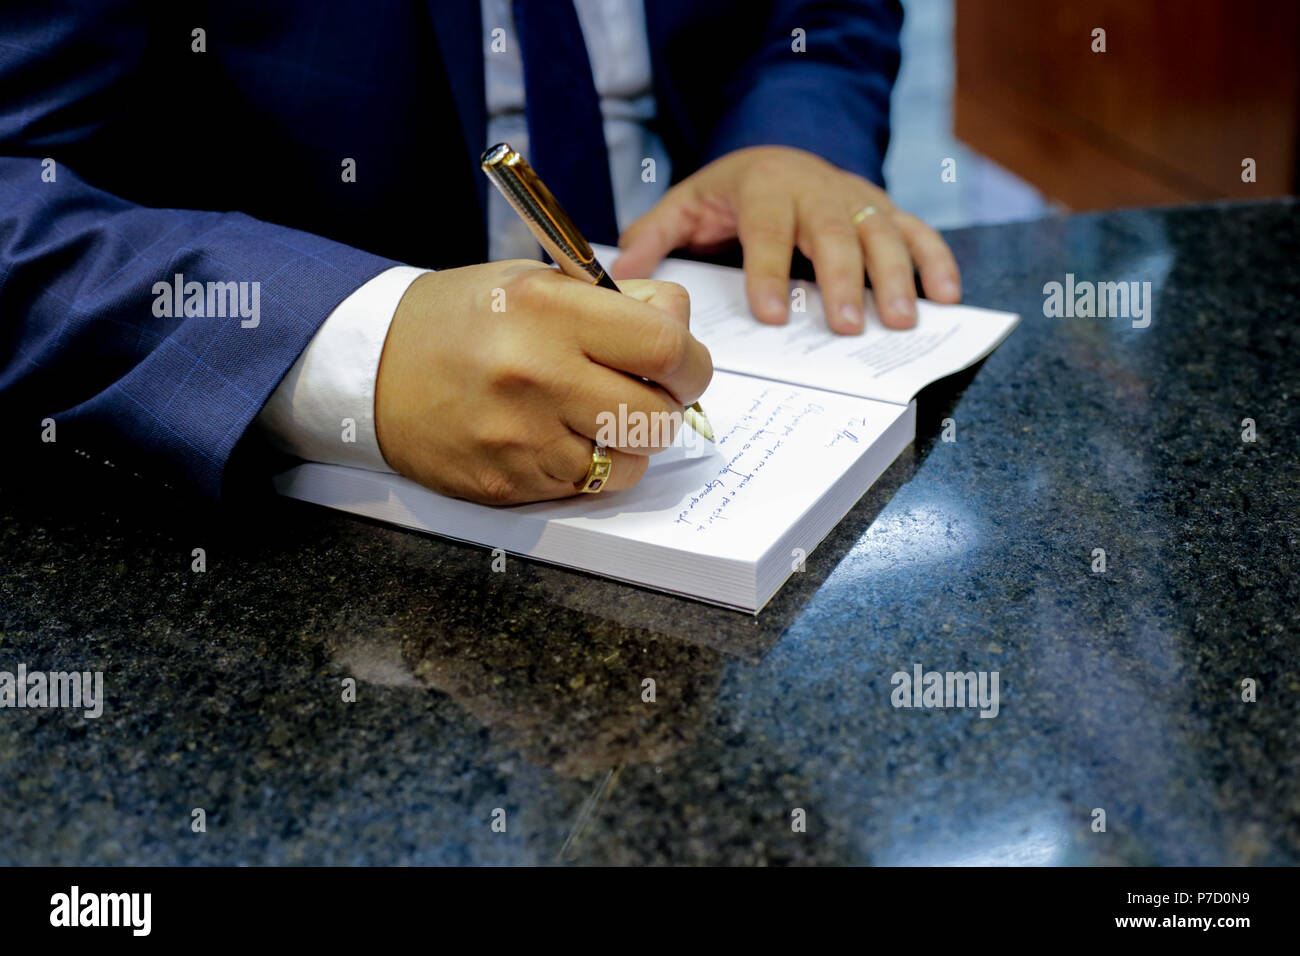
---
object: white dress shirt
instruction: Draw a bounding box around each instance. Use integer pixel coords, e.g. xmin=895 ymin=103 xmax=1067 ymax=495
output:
xmin=256 ymin=0 xmax=671 ymax=473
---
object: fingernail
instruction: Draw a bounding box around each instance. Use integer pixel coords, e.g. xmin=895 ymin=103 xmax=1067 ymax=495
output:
xmin=838 ymin=303 xmax=864 ymax=331
xmin=942 ymin=278 xmax=961 ymax=299
xmin=890 ymin=297 xmax=917 ymax=326
xmin=763 ymin=295 xmax=786 ymax=320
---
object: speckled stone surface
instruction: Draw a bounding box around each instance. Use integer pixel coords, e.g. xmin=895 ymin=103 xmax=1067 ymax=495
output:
xmin=2 ymin=201 xmax=1297 ymax=865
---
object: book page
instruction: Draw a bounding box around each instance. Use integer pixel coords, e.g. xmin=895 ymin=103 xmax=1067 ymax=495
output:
xmin=509 ymin=371 xmax=909 ymax=562
xmin=594 ymin=244 xmax=1020 ymax=405
xmin=275 ymin=372 xmax=911 ymax=598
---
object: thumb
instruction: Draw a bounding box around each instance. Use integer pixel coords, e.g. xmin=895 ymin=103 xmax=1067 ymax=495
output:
xmin=609 ymin=189 xmax=695 ymax=280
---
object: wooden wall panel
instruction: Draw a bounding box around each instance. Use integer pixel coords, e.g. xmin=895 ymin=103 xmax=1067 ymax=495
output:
xmin=954 ymin=0 xmax=1299 ymax=209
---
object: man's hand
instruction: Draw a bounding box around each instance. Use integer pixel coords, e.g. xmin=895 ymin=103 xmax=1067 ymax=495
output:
xmin=374 ymin=261 xmax=711 ymax=505
xmin=610 ymin=145 xmax=961 ymax=332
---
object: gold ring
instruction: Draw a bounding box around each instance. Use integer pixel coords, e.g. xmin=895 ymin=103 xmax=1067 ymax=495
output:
xmin=576 ymin=444 xmax=613 ymax=493
xmin=850 ymin=204 xmax=879 ymax=224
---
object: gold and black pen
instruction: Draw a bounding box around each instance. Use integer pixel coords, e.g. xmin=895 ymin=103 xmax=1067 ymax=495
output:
xmin=480 ymin=142 xmax=714 ymax=442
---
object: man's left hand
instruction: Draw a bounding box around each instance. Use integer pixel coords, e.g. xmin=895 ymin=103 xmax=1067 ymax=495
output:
xmin=610 ymin=145 xmax=961 ymax=332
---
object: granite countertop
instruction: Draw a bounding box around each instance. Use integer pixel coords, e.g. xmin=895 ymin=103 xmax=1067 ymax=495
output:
xmin=2 ymin=200 xmax=1297 ymax=865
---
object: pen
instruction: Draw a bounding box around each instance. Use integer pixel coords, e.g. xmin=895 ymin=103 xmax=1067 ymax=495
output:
xmin=480 ymin=142 xmax=714 ymax=442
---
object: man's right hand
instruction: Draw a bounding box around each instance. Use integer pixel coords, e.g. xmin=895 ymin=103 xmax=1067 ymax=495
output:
xmin=374 ymin=260 xmax=712 ymax=505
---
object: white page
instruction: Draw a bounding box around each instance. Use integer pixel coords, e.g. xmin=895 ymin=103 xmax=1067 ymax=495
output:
xmin=275 ymin=371 xmax=910 ymax=606
xmin=509 ymin=371 xmax=907 ymax=561
xmin=593 ymin=244 xmax=1020 ymax=405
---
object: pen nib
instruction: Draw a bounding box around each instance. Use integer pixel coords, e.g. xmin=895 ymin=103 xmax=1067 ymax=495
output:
xmin=684 ymin=403 xmax=715 ymax=443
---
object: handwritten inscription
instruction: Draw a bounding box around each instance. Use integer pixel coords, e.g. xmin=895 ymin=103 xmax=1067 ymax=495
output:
xmin=673 ymin=388 xmax=827 ymax=532
xmin=826 ymin=416 xmax=881 ymax=448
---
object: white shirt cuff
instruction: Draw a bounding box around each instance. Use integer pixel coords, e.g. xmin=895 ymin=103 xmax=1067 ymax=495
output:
xmin=256 ymin=265 xmax=430 ymax=472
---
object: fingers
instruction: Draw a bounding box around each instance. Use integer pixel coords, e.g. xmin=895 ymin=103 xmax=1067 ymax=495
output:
xmin=536 ymin=431 xmax=649 ymax=496
xmin=479 ymin=425 xmax=655 ymax=504
xmin=894 ymin=210 xmax=962 ymax=304
xmin=558 ymin=363 xmax=684 ymax=455
xmin=855 ymin=207 xmax=918 ymax=330
xmin=797 ymin=197 xmax=867 ymax=334
xmin=616 ymin=277 xmax=691 ymax=329
xmin=735 ymin=184 xmax=796 ymax=325
xmin=610 ymin=186 xmax=695 ymax=279
xmin=573 ymin=285 xmax=712 ymax=407
xmin=504 ymin=267 xmax=710 ymax=405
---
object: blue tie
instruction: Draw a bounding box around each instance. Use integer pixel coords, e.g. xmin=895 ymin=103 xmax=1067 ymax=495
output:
xmin=513 ymin=0 xmax=620 ymax=246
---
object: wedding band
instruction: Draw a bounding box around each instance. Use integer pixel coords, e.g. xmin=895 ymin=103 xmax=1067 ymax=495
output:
xmin=576 ymin=444 xmax=613 ymax=493
xmin=850 ymin=204 xmax=879 ymax=224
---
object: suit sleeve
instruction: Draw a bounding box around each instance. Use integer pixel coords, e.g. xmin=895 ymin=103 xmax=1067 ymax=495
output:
xmin=0 ymin=6 xmax=400 ymax=499
xmin=704 ymin=0 xmax=903 ymax=187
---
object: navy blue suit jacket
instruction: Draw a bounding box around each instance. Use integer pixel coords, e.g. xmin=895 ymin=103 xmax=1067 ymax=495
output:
xmin=0 ymin=1 xmax=901 ymax=498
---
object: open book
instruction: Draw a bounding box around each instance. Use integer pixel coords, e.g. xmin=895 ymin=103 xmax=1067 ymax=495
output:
xmin=274 ymin=248 xmax=1019 ymax=612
